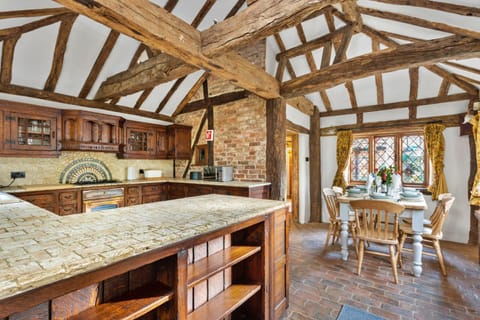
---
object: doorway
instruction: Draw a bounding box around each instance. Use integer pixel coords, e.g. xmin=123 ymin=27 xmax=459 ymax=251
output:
xmin=286 ymin=132 xmax=299 ymax=221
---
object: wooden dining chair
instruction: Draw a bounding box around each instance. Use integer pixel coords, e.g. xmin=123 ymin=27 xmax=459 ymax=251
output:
xmin=399 ymin=195 xmax=455 ymax=276
xmin=401 ymin=193 xmax=452 ymax=227
xmin=322 ymin=188 xmax=357 ymax=253
xmin=349 ymin=199 xmax=405 ymax=284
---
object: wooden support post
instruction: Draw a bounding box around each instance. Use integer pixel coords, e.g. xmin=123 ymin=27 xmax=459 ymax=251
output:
xmin=205 ymin=80 xmax=214 ymax=167
xmin=309 ymin=107 xmax=321 ymax=222
xmin=266 ymin=98 xmax=286 ymax=201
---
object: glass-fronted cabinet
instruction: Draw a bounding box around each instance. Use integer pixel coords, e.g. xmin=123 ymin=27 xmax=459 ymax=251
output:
xmin=120 ymin=120 xmax=156 ymax=158
xmin=1 ymin=104 xmax=61 ymax=157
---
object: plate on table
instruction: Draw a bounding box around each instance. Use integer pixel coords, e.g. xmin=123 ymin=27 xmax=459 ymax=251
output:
xmin=347 ymin=192 xmax=364 ymax=198
xmin=399 ymin=191 xmax=421 ymax=198
xmin=400 ymin=196 xmax=424 ymax=202
xmin=371 ymin=193 xmax=393 ymax=200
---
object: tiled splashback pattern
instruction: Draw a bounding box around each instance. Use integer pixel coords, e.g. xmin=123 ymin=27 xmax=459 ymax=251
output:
xmin=0 ymin=151 xmax=173 ymax=186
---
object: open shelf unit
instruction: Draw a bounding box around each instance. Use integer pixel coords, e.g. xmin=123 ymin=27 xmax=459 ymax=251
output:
xmin=68 ymin=281 xmax=173 ymax=320
xmin=187 ymin=284 xmax=261 ymax=320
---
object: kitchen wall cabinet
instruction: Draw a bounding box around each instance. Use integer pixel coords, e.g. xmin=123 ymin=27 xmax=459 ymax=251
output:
xmin=61 ymin=110 xmax=122 ymax=152
xmin=167 ymin=124 xmax=191 ymax=160
xmin=156 ymin=127 xmax=168 ymax=158
xmin=0 ymin=101 xmax=61 ymax=157
xmin=120 ymin=120 xmax=156 ymax=159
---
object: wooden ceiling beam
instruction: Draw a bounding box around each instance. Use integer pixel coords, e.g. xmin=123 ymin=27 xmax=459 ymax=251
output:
xmin=426 ymin=65 xmax=478 ymax=95
xmin=319 ymin=92 xmax=472 ymax=117
xmin=332 ymin=26 xmax=353 ymax=64
xmin=0 ymin=35 xmax=20 ymax=84
xmin=371 ymin=0 xmax=480 ymax=18
xmin=372 ymin=40 xmax=384 ymax=105
xmin=0 ymin=12 xmax=76 ymax=38
xmin=54 ymin=0 xmax=279 ymax=99
xmin=95 ymin=53 xmax=198 ymax=100
xmin=180 ymin=90 xmax=249 ymax=115
xmin=286 ymin=96 xmax=315 ymax=116
xmin=163 ymin=0 xmax=179 ymax=12
xmin=442 ymin=61 xmax=480 ymax=76
xmin=201 ymin=0 xmax=342 ymax=55
xmin=156 ymin=77 xmax=186 ymax=114
xmin=281 ymin=35 xmax=480 ymax=98
xmin=79 ymin=30 xmax=120 ymax=98
xmin=0 ymin=8 xmax=72 ymax=19
xmin=320 ymin=113 xmax=463 ymax=136
xmin=358 ymin=6 xmax=480 ymax=40
xmin=276 ymin=26 xmax=348 ymax=60
xmin=287 ymin=120 xmax=310 ymax=134
xmin=172 ymin=73 xmax=209 ymax=117
xmin=342 ymin=0 xmax=362 ymax=32
xmin=44 ymin=15 xmax=77 ymax=92
xmin=0 ymin=83 xmax=172 ymax=121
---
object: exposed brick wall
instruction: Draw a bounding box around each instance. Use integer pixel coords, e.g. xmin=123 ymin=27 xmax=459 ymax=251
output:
xmin=175 ymin=96 xmax=267 ymax=181
xmin=175 ymin=40 xmax=268 ymax=181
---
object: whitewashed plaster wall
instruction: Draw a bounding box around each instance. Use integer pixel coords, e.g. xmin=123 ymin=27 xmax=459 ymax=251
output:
xmin=319 ymin=127 xmax=470 ymax=244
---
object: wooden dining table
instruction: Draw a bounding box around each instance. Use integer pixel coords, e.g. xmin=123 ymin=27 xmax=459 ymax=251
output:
xmin=337 ymin=194 xmax=428 ymax=277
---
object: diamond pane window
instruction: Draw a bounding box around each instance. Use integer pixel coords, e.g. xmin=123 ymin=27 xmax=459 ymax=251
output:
xmin=374 ymin=136 xmax=395 ymax=171
xmin=350 ymin=138 xmax=369 ymax=181
xmin=401 ymin=135 xmax=425 ymax=184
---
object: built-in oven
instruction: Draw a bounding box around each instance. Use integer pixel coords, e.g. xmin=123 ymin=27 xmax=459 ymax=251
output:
xmin=82 ymin=187 xmax=124 ymax=212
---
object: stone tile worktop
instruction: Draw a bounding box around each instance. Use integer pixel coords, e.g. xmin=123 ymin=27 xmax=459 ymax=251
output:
xmin=0 ymin=192 xmax=287 ymax=301
xmin=0 ymin=178 xmax=271 ymax=193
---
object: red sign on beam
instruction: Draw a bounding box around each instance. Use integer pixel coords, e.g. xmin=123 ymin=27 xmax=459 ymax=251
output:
xmin=206 ymin=129 xmax=214 ymax=141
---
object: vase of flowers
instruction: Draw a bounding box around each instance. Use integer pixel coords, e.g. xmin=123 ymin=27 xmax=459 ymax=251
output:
xmin=376 ymin=165 xmax=395 ymax=194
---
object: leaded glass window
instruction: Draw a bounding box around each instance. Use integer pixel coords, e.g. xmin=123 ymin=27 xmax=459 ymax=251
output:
xmin=349 ymin=132 xmax=428 ymax=187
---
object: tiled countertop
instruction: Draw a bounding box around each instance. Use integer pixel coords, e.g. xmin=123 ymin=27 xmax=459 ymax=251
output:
xmin=0 ymin=178 xmax=271 ymax=193
xmin=0 ymin=193 xmax=286 ymax=301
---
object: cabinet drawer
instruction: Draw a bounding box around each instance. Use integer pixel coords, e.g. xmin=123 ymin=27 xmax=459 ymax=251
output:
xmin=58 ymin=191 xmax=78 ymax=203
xmin=19 ymin=193 xmax=55 ymax=207
xmin=186 ymin=185 xmax=213 ymax=197
xmin=213 ymin=187 xmax=248 ymax=197
xmin=125 ymin=186 xmax=141 ymax=196
xmin=58 ymin=203 xmax=80 ymax=216
xmin=142 ymin=184 xmax=163 ymax=195
xmin=126 ymin=196 xmax=141 ymax=206
xmin=142 ymin=194 xmax=163 ymax=204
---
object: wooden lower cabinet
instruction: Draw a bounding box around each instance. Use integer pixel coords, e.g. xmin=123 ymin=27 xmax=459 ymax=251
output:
xmin=2 ymin=207 xmax=289 ymax=320
xmin=12 ymin=189 xmax=80 ymax=215
xmin=142 ymin=183 xmax=167 ymax=203
xmin=11 ymin=182 xmax=270 ymax=215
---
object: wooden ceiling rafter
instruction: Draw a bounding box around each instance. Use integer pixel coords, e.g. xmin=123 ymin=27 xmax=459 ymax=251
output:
xmin=0 ymin=12 xmax=77 ymax=38
xmin=281 ymin=35 xmax=480 ymax=98
xmin=371 ymin=0 xmax=480 ymax=18
xmin=0 ymin=8 xmax=72 ymax=19
xmin=201 ymin=0 xmax=343 ymax=55
xmin=320 ymin=113 xmax=463 ymax=136
xmin=358 ymin=6 xmax=480 ymax=40
xmin=0 ymin=83 xmax=173 ymax=122
xmin=78 ymin=30 xmax=120 ymax=98
xmin=438 ymin=78 xmax=451 ymax=97
xmin=0 ymin=34 xmax=20 ymax=84
xmin=426 ymin=65 xmax=478 ymax=96
xmin=319 ymin=92 xmax=472 ymax=118
xmin=55 ymin=0 xmax=280 ymax=100
xmin=44 ymin=14 xmax=78 ymax=92
xmin=372 ymin=39 xmax=384 ymax=105
xmin=172 ymin=73 xmax=209 ymax=117
xmin=156 ymin=77 xmax=186 ymax=114
xmin=179 ymin=90 xmax=249 ymax=115
xmin=443 ymin=61 xmax=480 ymax=76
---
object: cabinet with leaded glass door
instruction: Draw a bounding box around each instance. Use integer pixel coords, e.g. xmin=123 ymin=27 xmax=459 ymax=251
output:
xmin=0 ymin=102 xmax=61 ymax=157
xmin=120 ymin=120 xmax=156 ymax=159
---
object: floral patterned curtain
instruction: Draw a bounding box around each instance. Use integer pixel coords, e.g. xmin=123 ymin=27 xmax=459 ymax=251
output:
xmin=469 ymin=114 xmax=480 ymax=205
xmin=332 ymin=130 xmax=353 ymax=190
xmin=424 ymin=123 xmax=448 ymax=200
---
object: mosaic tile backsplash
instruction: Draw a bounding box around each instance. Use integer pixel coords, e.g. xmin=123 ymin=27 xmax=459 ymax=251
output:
xmin=0 ymin=152 xmax=173 ymax=186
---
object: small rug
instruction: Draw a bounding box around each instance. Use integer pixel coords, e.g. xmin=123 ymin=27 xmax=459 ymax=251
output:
xmin=336 ymin=304 xmax=384 ymax=320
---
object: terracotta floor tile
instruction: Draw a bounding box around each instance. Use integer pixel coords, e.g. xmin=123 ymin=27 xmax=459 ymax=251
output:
xmin=285 ymin=223 xmax=480 ymax=320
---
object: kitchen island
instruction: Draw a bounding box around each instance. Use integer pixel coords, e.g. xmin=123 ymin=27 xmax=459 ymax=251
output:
xmin=0 ymin=193 xmax=289 ymax=319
